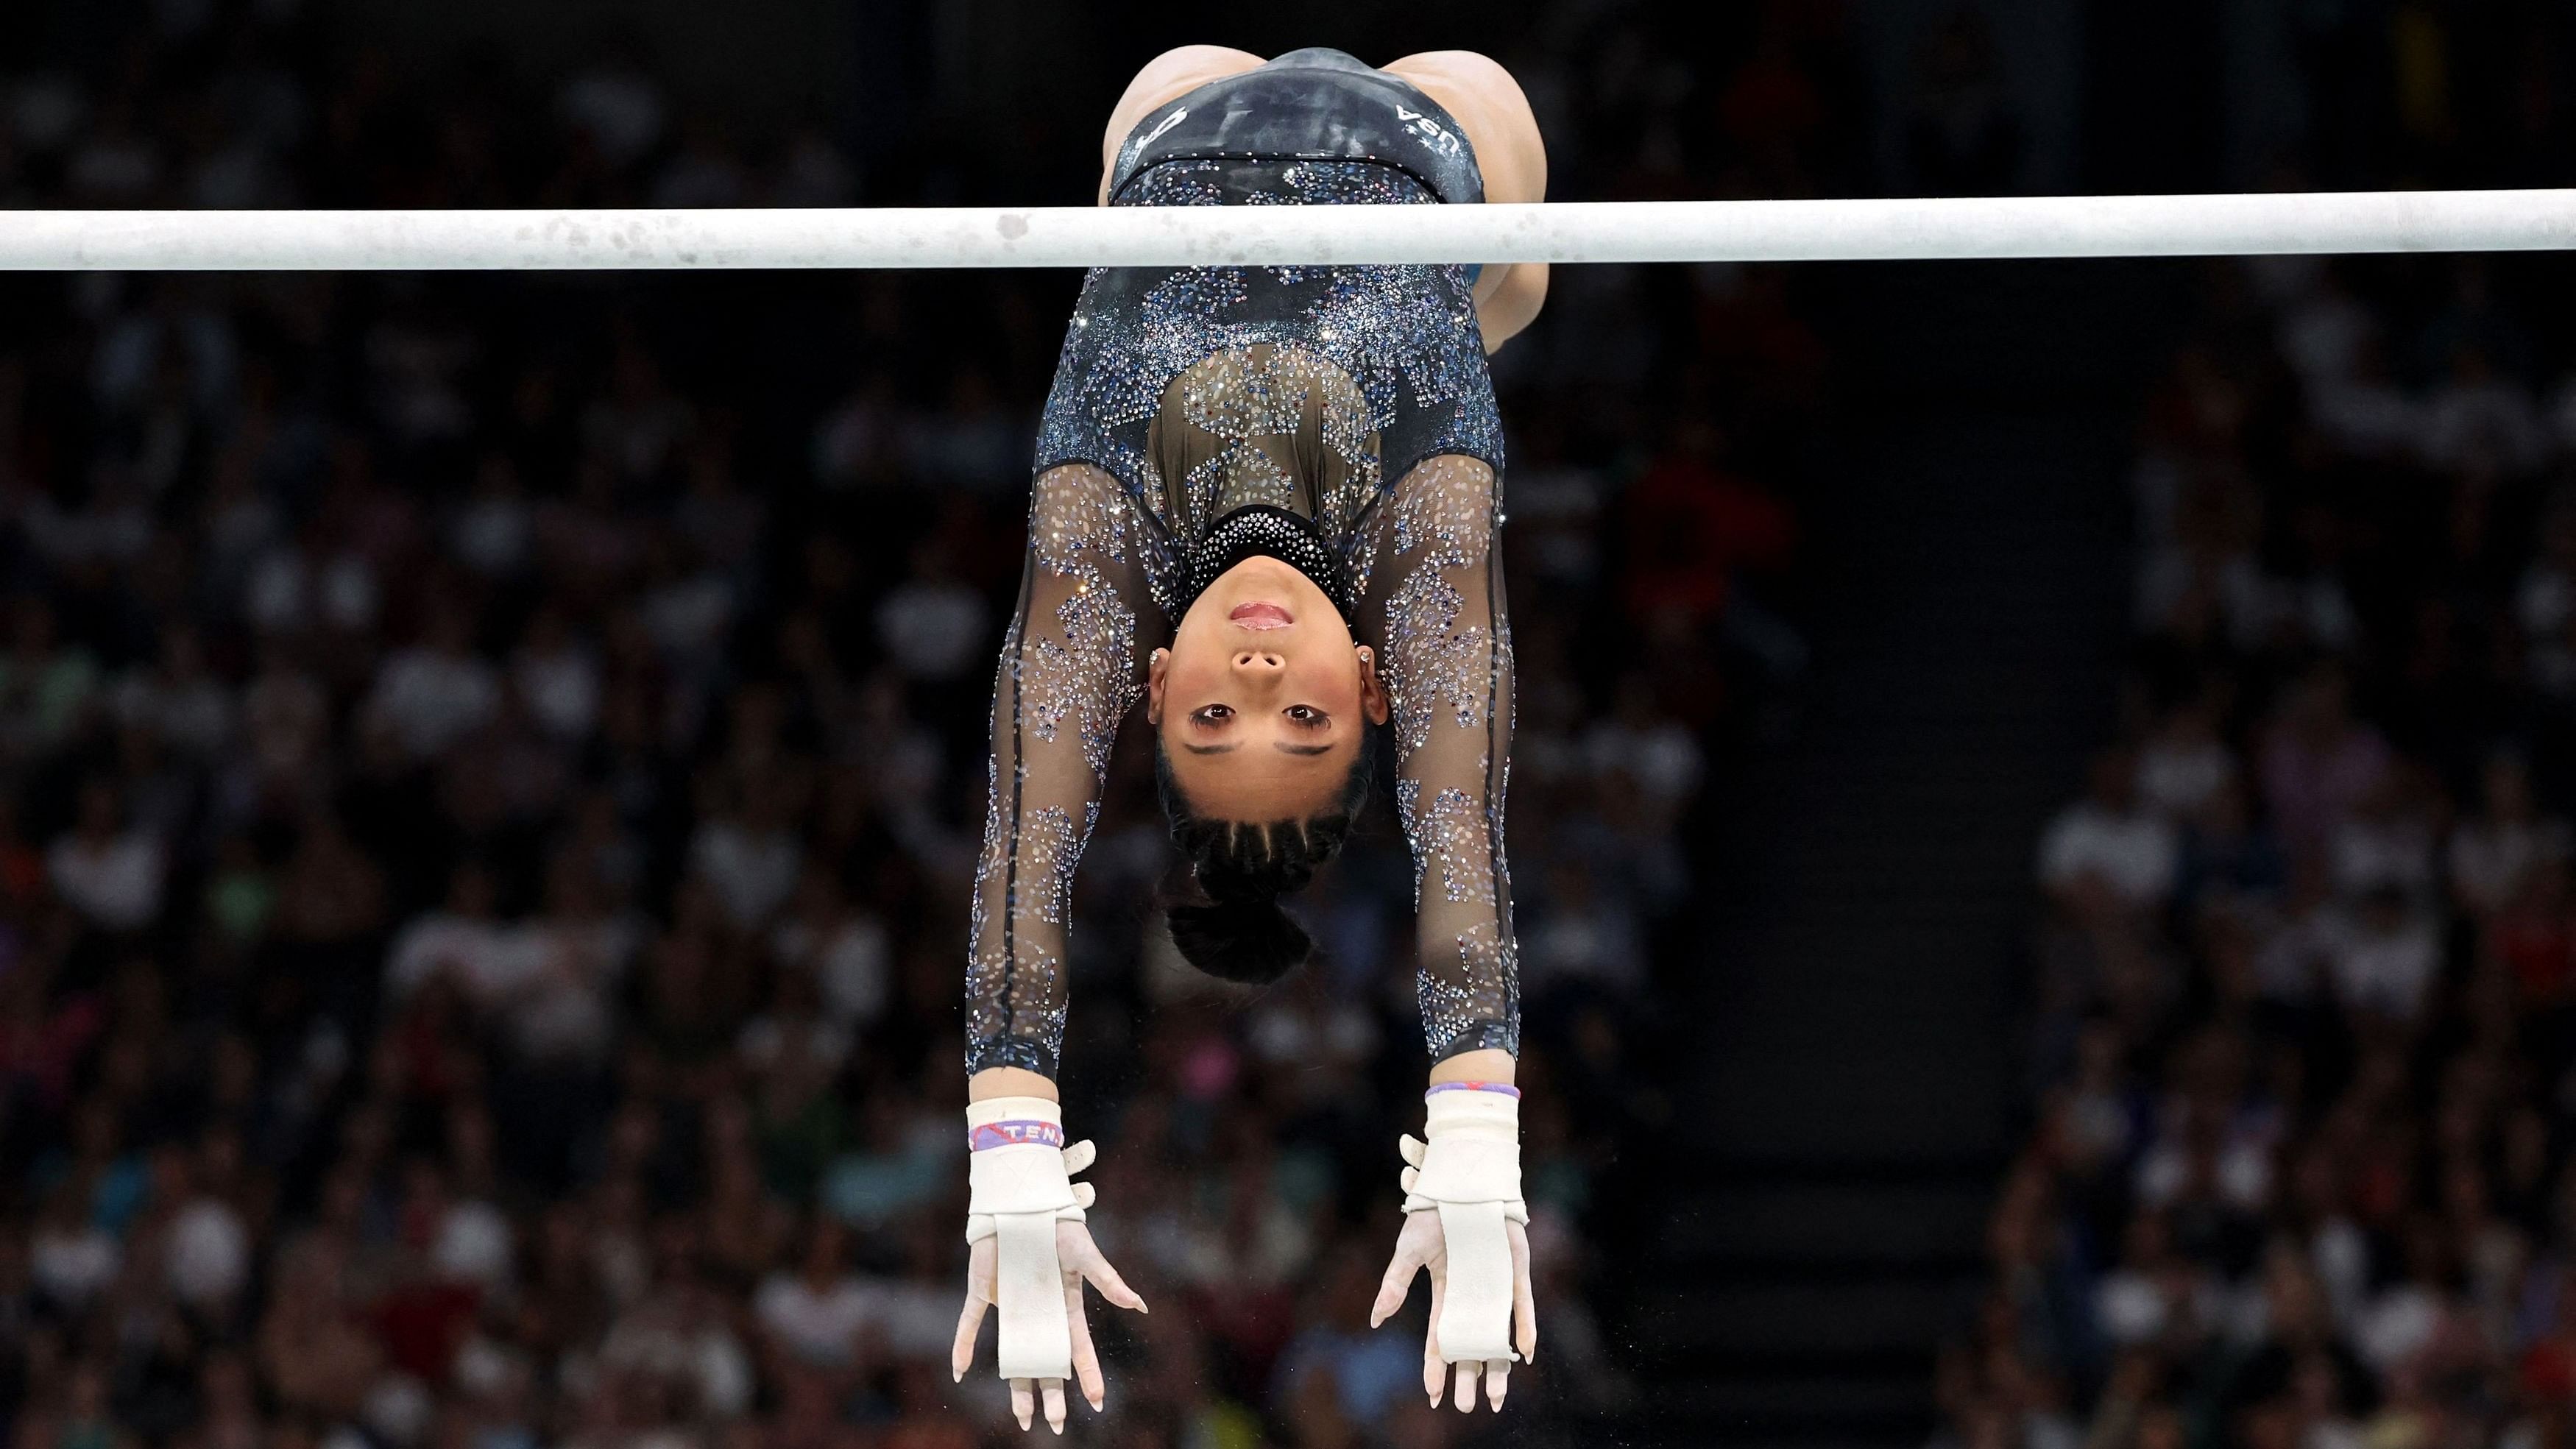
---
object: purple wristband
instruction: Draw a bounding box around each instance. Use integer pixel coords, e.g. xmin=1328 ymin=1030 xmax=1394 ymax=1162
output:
xmin=1426 ymin=1081 xmax=1521 ymax=1099
xmin=968 ymin=1120 xmax=1066 ymax=1152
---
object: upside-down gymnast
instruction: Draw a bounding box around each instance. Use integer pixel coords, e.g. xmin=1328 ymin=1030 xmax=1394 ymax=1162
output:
xmin=947 ymin=45 xmax=1549 ymax=1432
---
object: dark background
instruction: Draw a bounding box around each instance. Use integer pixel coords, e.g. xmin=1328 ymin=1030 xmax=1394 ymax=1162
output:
xmin=0 ymin=3 xmax=2572 ymax=1448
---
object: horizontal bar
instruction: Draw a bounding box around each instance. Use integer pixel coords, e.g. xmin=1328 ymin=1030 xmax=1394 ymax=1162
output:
xmin=0 ymin=191 xmax=2571 ymax=270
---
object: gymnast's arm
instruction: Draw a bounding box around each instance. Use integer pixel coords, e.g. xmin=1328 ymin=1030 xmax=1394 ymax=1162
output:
xmin=955 ymin=472 xmax=1158 ymax=1427
xmin=964 ymin=464 xmax=1158 ymax=1095
xmin=1364 ymin=453 xmax=1521 ymax=1083
xmin=1362 ymin=453 xmax=1535 ymax=1408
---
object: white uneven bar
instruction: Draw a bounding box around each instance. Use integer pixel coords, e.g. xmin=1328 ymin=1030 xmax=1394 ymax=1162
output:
xmin=1 ymin=191 xmax=2574 ymax=270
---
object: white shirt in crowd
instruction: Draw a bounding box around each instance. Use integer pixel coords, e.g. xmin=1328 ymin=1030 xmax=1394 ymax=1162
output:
xmin=690 ymin=820 xmax=802 ymax=929
xmin=2095 ymin=1264 xmax=2220 ymax=1347
xmin=2133 ymin=1141 xmax=2272 ymax=1215
xmin=1582 ymin=718 xmax=1704 ymax=811
xmin=736 ymin=1016 xmax=851 ymax=1080
xmin=772 ymin=913 xmax=891 ymax=1029
xmin=2321 ymin=909 xmax=2440 ymax=1018
xmin=508 ymin=915 xmax=640 ymax=1066
xmin=367 ymin=646 xmax=500 ymax=758
xmin=558 ymin=65 xmax=666 ymax=166
xmin=384 ymin=912 xmax=545 ymax=1008
xmin=31 ymin=1220 xmax=120 ymax=1310
xmin=49 ymin=829 xmax=166 ymax=931
xmin=874 ymin=578 xmax=987 ymax=682
xmin=1522 ymin=894 xmax=1647 ymax=995
xmin=597 ymin=1303 xmax=753 ymax=1420
xmin=2136 ymin=736 xmax=2236 ymax=820
xmin=2277 ymin=287 xmax=2375 ymax=388
xmin=2450 ymin=817 xmax=2569 ymax=916
xmin=2355 ymin=1280 xmax=2443 ymax=1371
xmin=2038 ymin=802 xmax=2179 ymax=910
xmin=514 ymin=642 xmax=601 ymax=743
xmin=113 ymin=668 xmax=232 ymax=757
xmin=2307 ymin=374 xmax=2424 ymax=462
xmin=2329 ymin=815 xmax=2436 ymax=901
xmin=2423 ymin=375 xmax=2544 ymax=473
xmin=450 ymin=492 xmax=534 ymax=578
xmin=167 ymin=1194 xmax=250 ymax=1307
xmin=2520 ymin=555 xmax=2576 ymax=644
xmin=244 ymin=545 xmax=379 ymax=636
xmin=752 ymin=1271 xmax=880 ymax=1369
xmin=643 ymin=571 xmax=735 ymax=667
xmin=432 ymin=1198 xmax=515 ymax=1294
xmin=871 ymin=1280 xmax=962 ymax=1361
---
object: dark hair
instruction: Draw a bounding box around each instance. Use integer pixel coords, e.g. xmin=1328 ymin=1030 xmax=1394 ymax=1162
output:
xmin=1153 ymin=728 xmax=1377 ymax=985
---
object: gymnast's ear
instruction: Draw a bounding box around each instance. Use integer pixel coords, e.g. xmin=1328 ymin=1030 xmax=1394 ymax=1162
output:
xmin=1146 ymin=646 xmax=1169 ymax=725
xmin=1358 ymin=645 xmax=1390 ymax=726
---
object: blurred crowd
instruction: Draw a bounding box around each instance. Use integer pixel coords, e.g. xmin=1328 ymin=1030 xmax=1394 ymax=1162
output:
xmin=0 ymin=2 xmax=1828 ymax=1447
xmin=1952 ymin=7 xmax=2576 ymax=1448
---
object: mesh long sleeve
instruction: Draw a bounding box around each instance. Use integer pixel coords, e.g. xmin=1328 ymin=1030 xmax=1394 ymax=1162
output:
xmin=965 ymin=464 xmax=1161 ymax=1078
xmin=1362 ymin=454 xmax=1520 ymax=1061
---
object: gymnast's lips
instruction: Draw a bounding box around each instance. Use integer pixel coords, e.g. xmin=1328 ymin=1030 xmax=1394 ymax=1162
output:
xmin=1229 ymin=602 xmax=1294 ymax=630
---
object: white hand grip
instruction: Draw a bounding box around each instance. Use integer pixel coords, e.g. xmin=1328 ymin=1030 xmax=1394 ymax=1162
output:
xmin=1434 ymin=1201 xmax=1518 ymax=1363
xmin=1399 ymin=1087 xmax=1527 ymax=1367
xmin=966 ymin=1096 xmax=1092 ymax=1383
xmin=993 ymin=1213 xmax=1072 ymax=1380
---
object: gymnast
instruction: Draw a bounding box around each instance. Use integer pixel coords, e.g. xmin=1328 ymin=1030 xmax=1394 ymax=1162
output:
xmin=947 ymin=45 xmax=1548 ymax=1432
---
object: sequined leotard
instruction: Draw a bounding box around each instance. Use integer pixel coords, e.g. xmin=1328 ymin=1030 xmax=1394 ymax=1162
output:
xmin=966 ymin=48 xmax=1517 ymax=1078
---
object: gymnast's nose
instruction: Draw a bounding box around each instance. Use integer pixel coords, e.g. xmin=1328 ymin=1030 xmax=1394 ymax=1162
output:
xmin=1232 ymin=649 xmax=1284 ymax=675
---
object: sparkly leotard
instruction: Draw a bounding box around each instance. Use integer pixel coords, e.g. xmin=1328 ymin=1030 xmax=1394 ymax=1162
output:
xmin=966 ymin=48 xmax=1518 ymax=1077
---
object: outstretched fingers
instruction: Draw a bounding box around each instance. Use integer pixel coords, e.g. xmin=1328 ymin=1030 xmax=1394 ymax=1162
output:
xmin=1060 ymin=1226 xmax=1147 ymax=1314
xmin=1011 ymin=1377 xmax=1035 ymax=1432
xmin=1421 ymin=1268 xmax=1448 ymax=1406
xmin=1041 ymin=1378 xmax=1068 ymax=1434
xmin=1509 ymin=1218 xmax=1539 ymax=1366
xmin=1373 ymin=1233 xmax=1426 ymax=1328
xmin=951 ymin=1296 xmax=990 ymax=1384
xmin=1065 ymin=1272 xmax=1105 ymax=1412
xmin=952 ymin=1236 xmax=997 ymax=1382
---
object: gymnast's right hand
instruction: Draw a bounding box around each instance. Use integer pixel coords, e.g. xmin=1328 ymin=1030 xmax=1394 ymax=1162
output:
xmin=950 ymin=1096 xmax=1147 ymax=1434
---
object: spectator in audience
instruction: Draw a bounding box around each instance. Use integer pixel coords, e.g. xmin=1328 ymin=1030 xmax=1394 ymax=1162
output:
xmin=2040 ymin=750 xmax=2180 ymax=918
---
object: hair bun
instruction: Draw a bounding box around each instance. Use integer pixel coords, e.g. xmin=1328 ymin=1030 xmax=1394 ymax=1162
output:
xmin=1152 ymin=720 xmax=1381 ymax=991
xmin=1164 ymin=898 xmax=1312 ymax=985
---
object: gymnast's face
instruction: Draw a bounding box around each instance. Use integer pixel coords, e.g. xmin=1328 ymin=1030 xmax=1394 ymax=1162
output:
xmin=1149 ymin=556 xmax=1389 ymax=822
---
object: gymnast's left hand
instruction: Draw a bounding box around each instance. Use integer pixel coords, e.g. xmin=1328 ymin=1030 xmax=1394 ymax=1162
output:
xmin=1371 ymin=1081 xmax=1540 ymax=1414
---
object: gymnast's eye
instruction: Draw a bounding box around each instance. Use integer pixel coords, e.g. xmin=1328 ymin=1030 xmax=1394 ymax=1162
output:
xmin=1190 ymin=704 xmax=1234 ymax=726
xmin=1282 ymin=704 xmax=1328 ymax=729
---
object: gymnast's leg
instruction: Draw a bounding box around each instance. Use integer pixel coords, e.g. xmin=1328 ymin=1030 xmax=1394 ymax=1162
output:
xmin=1095 ymin=46 xmax=1266 ymax=204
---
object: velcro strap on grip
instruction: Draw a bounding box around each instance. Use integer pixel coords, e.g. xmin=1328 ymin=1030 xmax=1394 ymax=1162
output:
xmin=1409 ymin=1136 xmax=1521 ymax=1205
xmin=1434 ymin=1201 xmax=1518 ymax=1363
xmin=1409 ymin=1085 xmax=1522 ymax=1205
xmin=993 ymin=1212 xmax=1072 ymax=1381
xmin=966 ymin=1097 xmax=1078 ymax=1218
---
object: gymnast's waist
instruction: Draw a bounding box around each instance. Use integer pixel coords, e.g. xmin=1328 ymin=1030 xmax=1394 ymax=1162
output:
xmin=1108 ymin=54 xmax=1484 ymax=208
xmin=1110 ymin=153 xmax=1442 ymax=210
